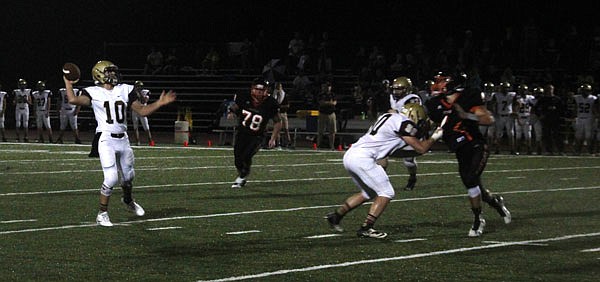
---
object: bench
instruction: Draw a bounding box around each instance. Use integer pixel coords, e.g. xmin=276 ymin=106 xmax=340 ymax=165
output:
xmin=213 ymin=116 xmax=372 ymax=147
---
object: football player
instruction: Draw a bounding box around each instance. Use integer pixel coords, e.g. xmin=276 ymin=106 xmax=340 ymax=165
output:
xmin=479 ymin=82 xmax=496 ymax=145
xmin=228 ymin=78 xmax=282 ymax=188
xmin=55 ymin=87 xmax=82 ymax=144
xmin=492 ymin=81 xmax=517 ymax=154
xmin=326 ymin=105 xmax=443 ymax=239
xmin=425 ymin=73 xmax=511 ymax=237
xmin=514 ymin=84 xmax=535 ymax=154
xmin=0 ymin=84 xmax=7 ymax=141
xmin=62 ymin=60 xmax=176 ymax=226
xmin=573 ymin=84 xmax=598 ymax=155
xmin=530 ymin=87 xmax=544 ymax=154
xmin=31 ymin=81 xmax=54 ymax=143
xmin=131 ymin=81 xmax=154 ymax=146
xmin=13 ymin=78 xmax=32 ymax=142
xmin=387 ymin=76 xmax=423 ymax=190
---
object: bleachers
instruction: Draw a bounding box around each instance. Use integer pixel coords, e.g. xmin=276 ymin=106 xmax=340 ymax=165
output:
xmin=109 ymin=68 xmax=361 ymax=138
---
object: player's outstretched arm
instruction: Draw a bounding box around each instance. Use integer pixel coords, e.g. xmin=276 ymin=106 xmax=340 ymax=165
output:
xmin=132 ymin=90 xmax=176 ymax=117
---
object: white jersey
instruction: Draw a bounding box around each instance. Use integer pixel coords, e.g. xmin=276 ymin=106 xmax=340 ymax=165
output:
xmin=138 ymin=89 xmax=150 ymax=106
xmin=0 ymin=91 xmax=6 ymax=113
xmin=32 ymin=90 xmax=52 ymax=113
xmin=13 ymin=89 xmax=32 ymax=110
xmin=350 ymin=112 xmax=419 ymax=160
xmin=59 ymin=88 xmax=80 ymax=111
xmin=272 ymin=89 xmax=285 ymax=104
xmin=83 ymin=84 xmax=135 ymax=134
xmin=493 ymin=91 xmax=516 ymax=116
xmin=573 ymin=94 xmax=597 ymax=119
xmin=390 ymin=93 xmax=422 ymax=112
xmin=515 ymin=94 xmax=535 ymax=119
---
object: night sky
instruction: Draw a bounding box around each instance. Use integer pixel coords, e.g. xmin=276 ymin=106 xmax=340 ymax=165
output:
xmin=0 ymin=0 xmax=594 ymax=89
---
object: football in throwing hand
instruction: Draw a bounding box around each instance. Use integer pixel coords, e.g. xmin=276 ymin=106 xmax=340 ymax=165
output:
xmin=62 ymin=62 xmax=81 ymax=82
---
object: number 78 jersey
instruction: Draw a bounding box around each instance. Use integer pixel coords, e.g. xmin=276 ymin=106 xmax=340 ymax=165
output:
xmin=83 ymin=84 xmax=138 ymax=133
xmin=351 ymin=113 xmax=419 ymax=160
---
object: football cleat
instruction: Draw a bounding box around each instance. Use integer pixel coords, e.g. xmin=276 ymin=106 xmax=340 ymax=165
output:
xmin=468 ymin=218 xmax=486 ymax=237
xmin=96 ymin=211 xmax=113 ymax=227
xmin=492 ymin=195 xmax=511 ymax=224
xmin=325 ymin=212 xmax=344 ymax=232
xmin=231 ymin=177 xmax=247 ymax=188
xmin=357 ymin=227 xmax=388 ymax=239
xmin=404 ymin=177 xmax=417 ymax=191
xmin=122 ymin=199 xmax=145 ymax=216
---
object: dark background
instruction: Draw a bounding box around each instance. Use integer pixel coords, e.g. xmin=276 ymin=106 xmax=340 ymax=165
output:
xmin=0 ymin=0 xmax=595 ymax=90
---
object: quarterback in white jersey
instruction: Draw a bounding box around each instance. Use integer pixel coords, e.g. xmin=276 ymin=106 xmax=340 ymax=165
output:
xmin=573 ymin=84 xmax=598 ymax=154
xmin=0 ymin=85 xmax=7 ymax=141
xmin=325 ymin=110 xmax=442 ymax=238
xmin=55 ymin=87 xmax=82 ymax=144
xmin=492 ymin=82 xmax=517 ymax=154
xmin=13 ymin=79 xmax=32 ymax=142
xmin=31 ymin=81 xmax=54 ymax=143
xmin=387 ymin=76 xmax=423 ymax=190
xmin=63 ymin=60 xmax=176 ymax=227
xmin=131 ymin=80 xmax=154 ymax=146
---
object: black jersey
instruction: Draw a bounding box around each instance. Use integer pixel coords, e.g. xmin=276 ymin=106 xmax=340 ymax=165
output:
xmin=425 ymin=89 xmax=485 ymax=151
xmin=233 ymin=92 xmax=280 ymax=136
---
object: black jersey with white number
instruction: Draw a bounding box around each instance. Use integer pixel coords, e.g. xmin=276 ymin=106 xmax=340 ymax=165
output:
xmin=233 ymin=92 xmax=280 ymax=136
xmin=425 ymin=89 xmax=485 ymax=151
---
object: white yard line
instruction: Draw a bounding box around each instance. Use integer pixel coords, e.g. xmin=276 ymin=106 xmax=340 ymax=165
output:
xmin=146 ymin=226 xmax=182 ymax=231
xmin=1 ymin=185 xmax=598 ymax=235
xmin=226 ymin=230 xmax=261 ymax=235
xmin=1 ymin=219 xmax=37 ymax=224
xmin=195 ymin=232 xmax=600 ymax=282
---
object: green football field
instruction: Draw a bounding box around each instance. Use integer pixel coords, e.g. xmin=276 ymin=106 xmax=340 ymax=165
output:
xmin=1 ymin=142 xmax=599 ymax=281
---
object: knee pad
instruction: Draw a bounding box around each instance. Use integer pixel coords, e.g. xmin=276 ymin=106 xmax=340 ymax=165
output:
xmin=100 ymin=184 xmax=113 ymax=196
xmin=403 ymin=157 xmax=417 ymax=169
xmin=467 ymin=186 xmax=481 ymax=198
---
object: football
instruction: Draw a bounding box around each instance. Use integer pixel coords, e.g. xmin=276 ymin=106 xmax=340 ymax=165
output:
xmin=62 ymin=62 xmax=81 ymax=81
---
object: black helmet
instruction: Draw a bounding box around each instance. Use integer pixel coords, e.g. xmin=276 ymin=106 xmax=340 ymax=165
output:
xmin=445 ymin=73 xmax=467 ymax=93
xmin=252 ymin=78 xmax=269 ymax=90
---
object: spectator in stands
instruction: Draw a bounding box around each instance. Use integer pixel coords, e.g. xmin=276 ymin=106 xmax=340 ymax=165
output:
xmin=202 ymin=46 xmax=220 ymax=74
xmin=239 ymin=38 xmax=251 ymax=74
xmin=293 ymin=70 xmax=313 ymax=107
xmin=287 ymin=31 xmax=305 ymax=75
xmin=317 ymin=31 xmax=333 ymax=74
xmin=143 ymin=46 xmax=163 ymax=75
xmin=162 ymin=47 xmax=179 ymax=74
xmin=317 ymin=81 xmax=337 ymax=150
xmin=272 ymin=82 xmax=291 ymax=148
xmin=253 ymin=30 xmax=268 ymax=70
xmin=352 ymin=46 xmax=368 ymax=74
